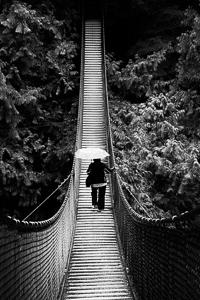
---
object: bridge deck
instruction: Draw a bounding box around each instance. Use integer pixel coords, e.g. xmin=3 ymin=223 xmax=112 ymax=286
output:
xmin=62 ymin=19 xmax=133 ymax=300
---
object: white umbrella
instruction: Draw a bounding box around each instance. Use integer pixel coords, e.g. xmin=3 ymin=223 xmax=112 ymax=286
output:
xmin=75 ymin=147 xmax=110 ymax=159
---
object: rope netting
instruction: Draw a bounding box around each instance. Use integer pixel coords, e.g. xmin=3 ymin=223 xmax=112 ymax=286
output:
xmin=111 ymin=172 xmax=200 ymax=300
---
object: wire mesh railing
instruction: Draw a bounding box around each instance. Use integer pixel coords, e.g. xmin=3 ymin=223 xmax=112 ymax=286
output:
xmin=114 ymin=181 xmax=200 ymax=299
xmin=0 ymin=167 xmax=79 ymax=299
xmin=0 ymin=179 xmax=76 ymax=300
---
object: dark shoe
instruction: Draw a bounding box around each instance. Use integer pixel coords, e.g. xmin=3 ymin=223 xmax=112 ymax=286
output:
xmin=91 ymin=205 xmax=98 ymax=209
xmin=97 ymin=208 xmax=104 ymax=212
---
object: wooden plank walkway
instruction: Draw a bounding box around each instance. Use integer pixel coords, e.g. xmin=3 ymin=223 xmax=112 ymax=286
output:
xmin=62 ymin=19 xmax=133 ymax=300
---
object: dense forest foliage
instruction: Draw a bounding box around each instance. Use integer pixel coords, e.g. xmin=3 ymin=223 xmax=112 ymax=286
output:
xmin=106 ymin=0 xmax=200 ymax=218
xmin=1 ymin=0 xmax=200 ymax=221
xmin=0 ymin=0 xmax=80 ymax=220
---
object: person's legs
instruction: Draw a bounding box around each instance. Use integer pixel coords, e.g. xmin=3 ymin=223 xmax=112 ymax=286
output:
xmin=91 ymin=187 xmax=98 ymax=206
xmin=98 ymin=186 xmax=106 ymax=210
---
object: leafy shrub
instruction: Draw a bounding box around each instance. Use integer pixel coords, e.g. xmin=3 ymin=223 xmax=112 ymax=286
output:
xmin=106 ymin=44 xmax=173 ymax=101
xmin=110 ymin=92 xmax=200 ymax=217
xmin=176 ymin=8 xmax=200 ymax=137
xmin=108 ymin=3 xmax=200 ymax=218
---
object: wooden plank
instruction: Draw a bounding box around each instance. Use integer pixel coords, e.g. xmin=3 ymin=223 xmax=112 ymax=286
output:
xmin=61 ymin=19 xmax=133 ymax=300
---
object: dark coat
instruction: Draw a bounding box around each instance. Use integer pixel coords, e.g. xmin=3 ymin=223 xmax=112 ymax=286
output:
xmin=87 ymin=160 xmax=111 ymax=184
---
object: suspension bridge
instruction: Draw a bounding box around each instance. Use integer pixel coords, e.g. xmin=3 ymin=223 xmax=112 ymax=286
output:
xmin=1 ymin=2 xmax=200 ymax=300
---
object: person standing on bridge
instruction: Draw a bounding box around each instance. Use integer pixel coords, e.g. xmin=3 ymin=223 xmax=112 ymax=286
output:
xmin=87 ymin=159 xmax=114 ymax=212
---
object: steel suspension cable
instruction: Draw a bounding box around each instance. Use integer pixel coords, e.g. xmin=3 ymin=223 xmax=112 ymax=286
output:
xmin=22 ymin=175 xmax=70 ymax=221
xmin=117 ymin=173 xmax=151 ymax=218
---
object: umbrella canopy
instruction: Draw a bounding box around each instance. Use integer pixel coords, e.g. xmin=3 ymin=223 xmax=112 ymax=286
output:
xmin=75 ymin=147 xmax=110 ymax=159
